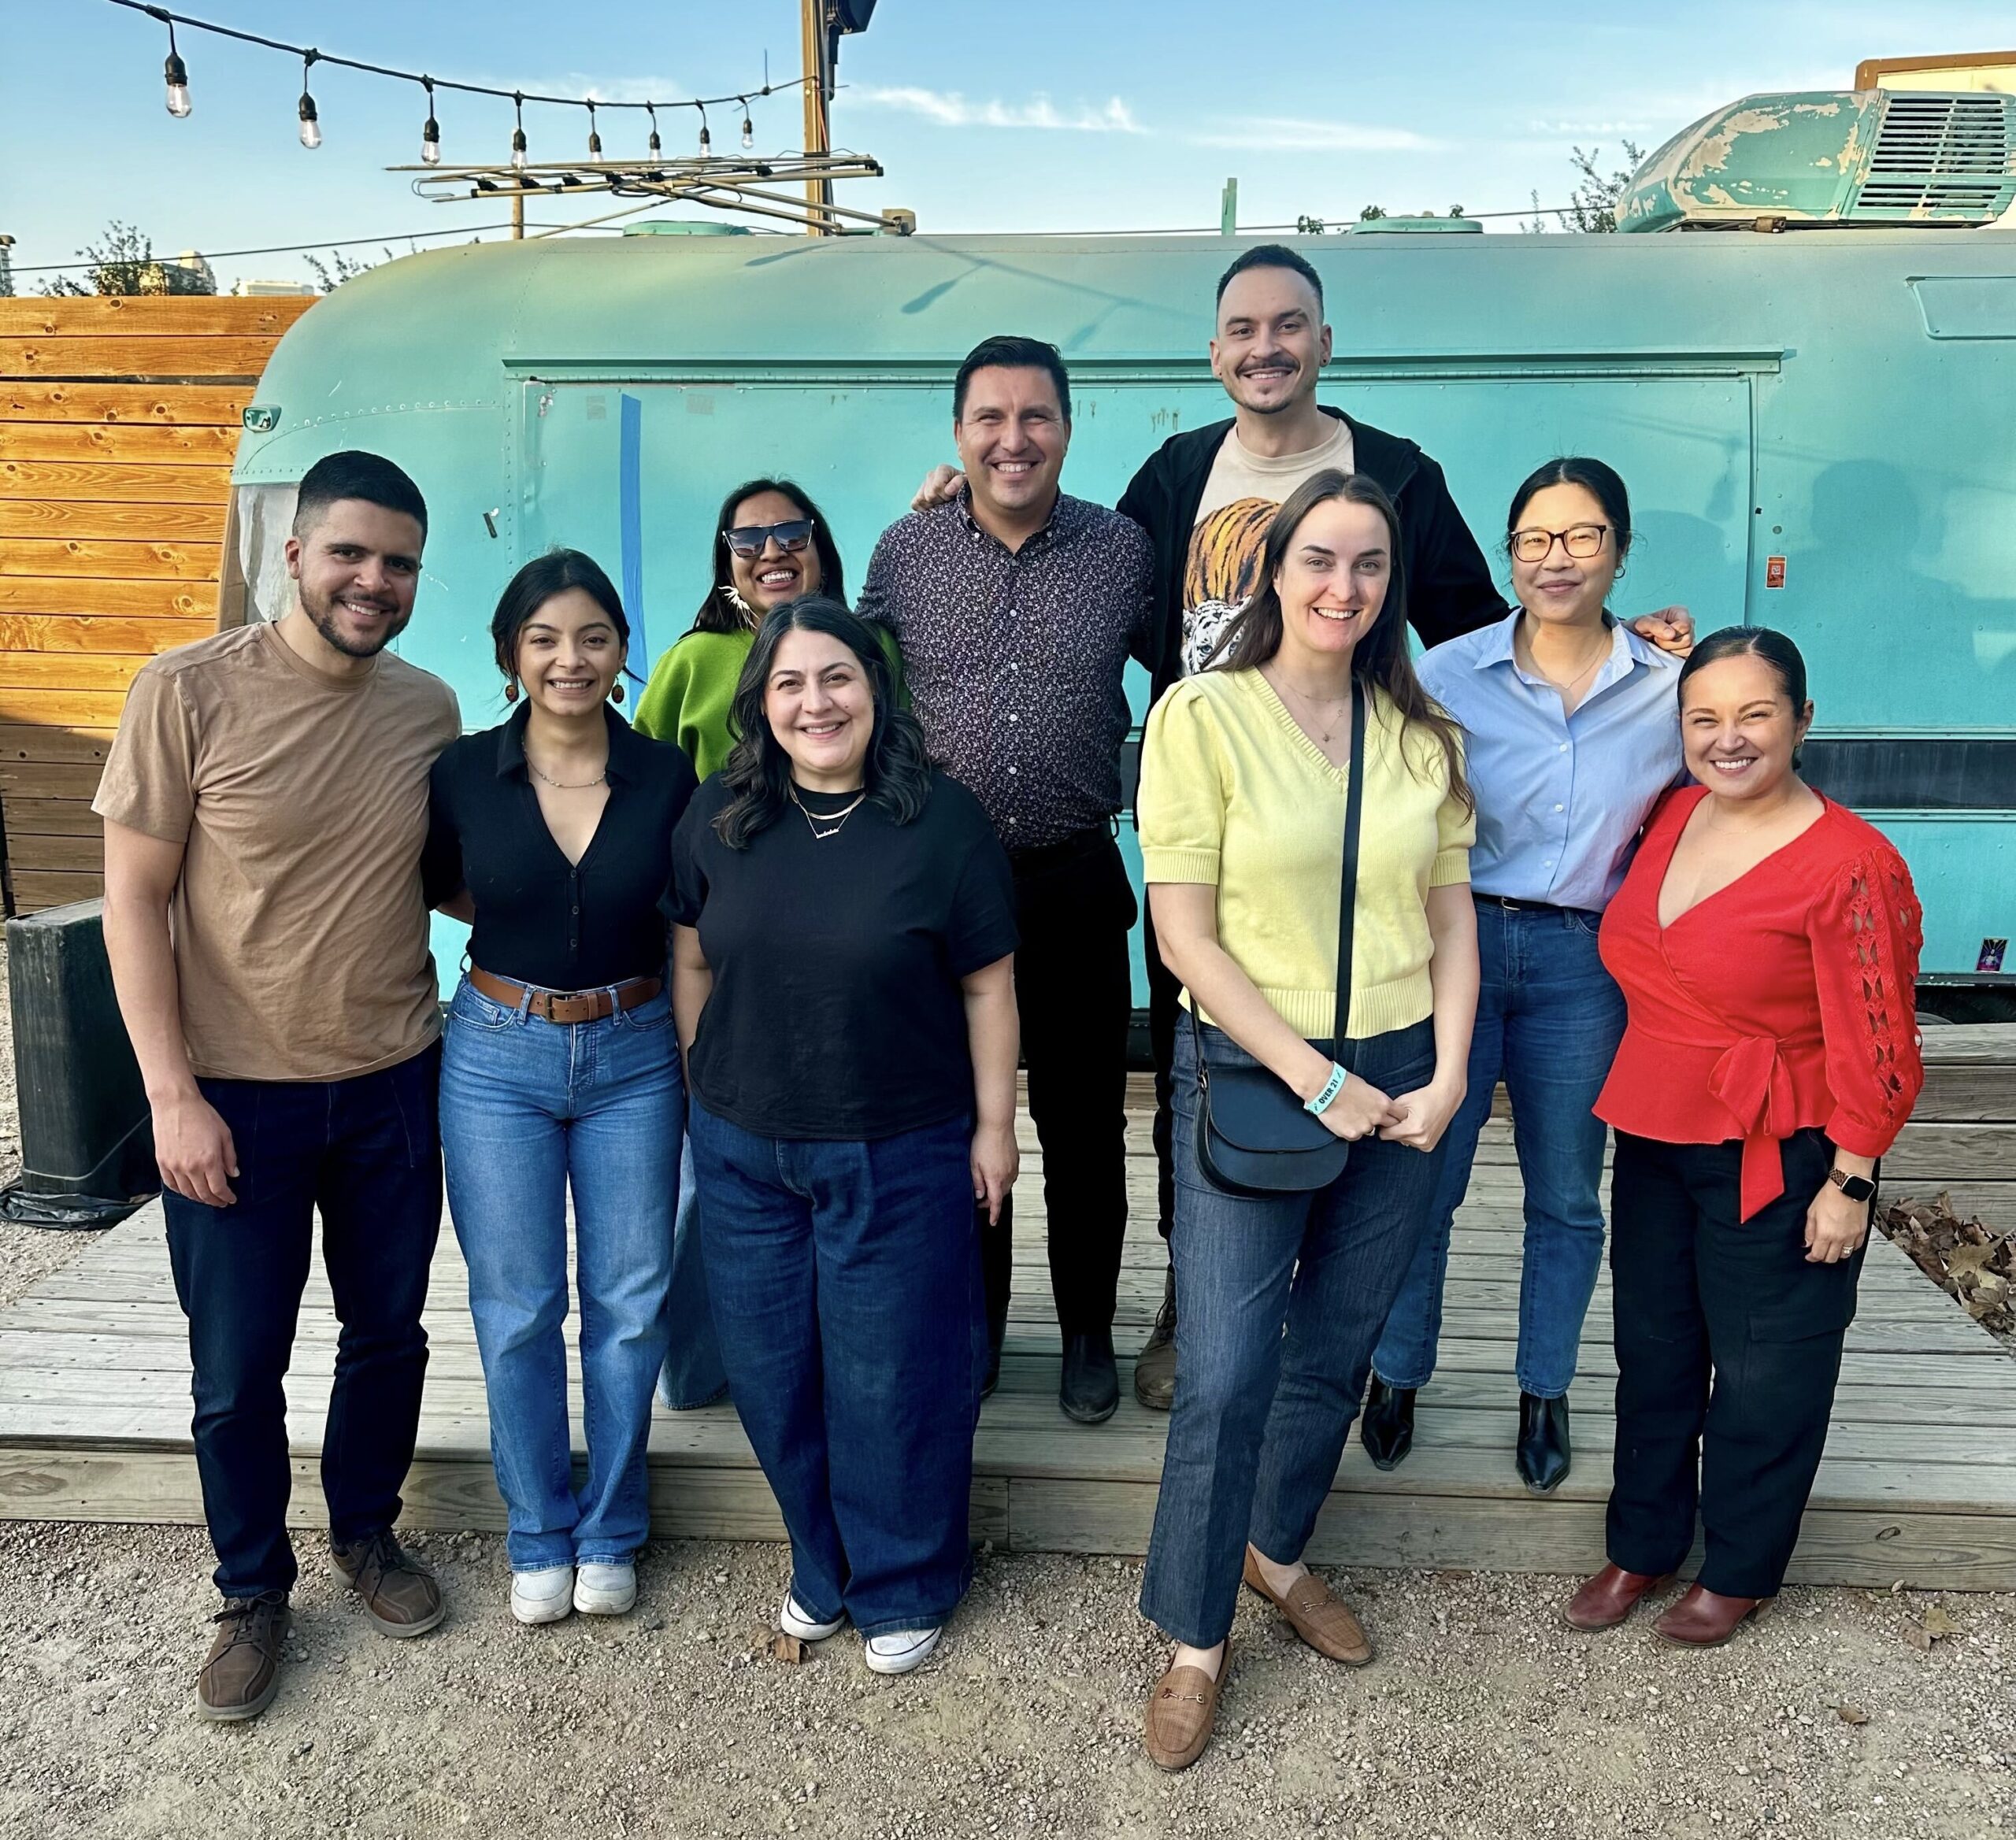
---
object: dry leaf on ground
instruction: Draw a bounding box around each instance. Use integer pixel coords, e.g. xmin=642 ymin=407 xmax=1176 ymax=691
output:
xmin=1836 ymin=1705 xmax=1870 ymax=1725
xmin=1879 ymin=1194 xmax=2016 ymax=1341
xmin=750 ymin=1627 xmax=809 ymax=1664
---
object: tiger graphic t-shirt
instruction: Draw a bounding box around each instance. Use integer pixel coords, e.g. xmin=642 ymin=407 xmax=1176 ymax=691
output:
xmin=1180 ymin=418 xmax=1354 ymax=675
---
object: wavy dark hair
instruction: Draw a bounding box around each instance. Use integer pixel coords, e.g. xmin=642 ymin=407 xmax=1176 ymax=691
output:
xmin=713 ymin=596 xmax=932 ymax=849
xmin=490 ymin=546 xmax=631 ymax=690
xmin=1206 ymin=468 xmax=1472 ymax=813
xmin=694 ymin=477 xmax=847 ymax=636
xmin=1506 ymin=455 xmax=1633 ymax=564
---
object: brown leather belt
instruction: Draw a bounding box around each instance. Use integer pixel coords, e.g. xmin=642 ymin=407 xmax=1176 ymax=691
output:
xmin=469 ymin=966 xmax=662 ymax=1025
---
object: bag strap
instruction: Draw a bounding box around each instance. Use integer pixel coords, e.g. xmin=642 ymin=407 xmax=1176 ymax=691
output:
xmin=1329 ymin=679 xmax=1368 ymax=1066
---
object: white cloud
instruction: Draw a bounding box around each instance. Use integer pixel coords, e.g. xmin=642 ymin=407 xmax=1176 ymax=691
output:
xmin=1525 ymin=119 xmax=1654 ymax=137
xmin=850 ymin=85 xmax=1145 ymax=134
xmin=1188 ymin=118 xmax=1443 ymax=153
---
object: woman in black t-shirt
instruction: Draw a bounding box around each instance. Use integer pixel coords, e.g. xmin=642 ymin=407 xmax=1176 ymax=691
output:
xmin=670 ymin=596 xmax=1019 ymax=1676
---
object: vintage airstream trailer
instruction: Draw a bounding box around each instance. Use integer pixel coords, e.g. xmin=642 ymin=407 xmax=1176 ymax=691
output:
xmin=230 ymin=181 xmax=2016 ymax=997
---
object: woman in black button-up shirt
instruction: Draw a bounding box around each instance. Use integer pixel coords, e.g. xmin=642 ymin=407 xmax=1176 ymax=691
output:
xmin=424 ymin=549 xmax=696 ymax=1629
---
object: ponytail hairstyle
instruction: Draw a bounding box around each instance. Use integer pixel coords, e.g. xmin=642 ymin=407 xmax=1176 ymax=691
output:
xmin=1207 ymin=467 xmax=1472 ymax=813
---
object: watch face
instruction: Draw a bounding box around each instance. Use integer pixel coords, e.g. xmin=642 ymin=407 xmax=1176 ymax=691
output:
xmin=1832 ymin=1169 xmax=1876 ymax=1201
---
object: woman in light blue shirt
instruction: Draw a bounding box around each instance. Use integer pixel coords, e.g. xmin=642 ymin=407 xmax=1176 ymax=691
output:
xmin=1362 ymin=457 xmax=1684 ymax=1494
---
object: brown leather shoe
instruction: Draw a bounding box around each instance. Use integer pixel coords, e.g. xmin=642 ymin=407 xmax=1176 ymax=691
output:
xmin=1242 ymin=1546 xmax=1372 ymax=1665
xmin=1133 ymin=1264 xmax=1177 ymax=1412
xmin=332 ymin=1531 xmax=446 ymax=1638
xmin=1655 ymin=1584 xmax=1764 ymax=1647
xmin=197 ymin=1592 xmax=289 ymax=1723
xmin=1562 ymin=1563 xmax=1673 ymax=1631
xmin=1143 ymin=1639 xmax=1232 ymax=1773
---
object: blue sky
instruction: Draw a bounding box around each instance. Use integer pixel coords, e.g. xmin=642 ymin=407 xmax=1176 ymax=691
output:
xmin=2 ymin=0 xmax=2005 ymax=289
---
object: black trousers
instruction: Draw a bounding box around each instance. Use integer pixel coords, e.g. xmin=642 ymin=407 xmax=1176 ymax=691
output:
xmin=161 ymin=1043 xmax=444 ymax=1597
xmin=981 ymin=826 xmax=1136 ymax=1339
xmin=1606 ymin=1127 xmax=1866 ymax=1600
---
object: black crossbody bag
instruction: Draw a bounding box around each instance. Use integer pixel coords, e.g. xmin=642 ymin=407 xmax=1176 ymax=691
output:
xmin=1191 ymin=679 xmax=1366 ymax=1198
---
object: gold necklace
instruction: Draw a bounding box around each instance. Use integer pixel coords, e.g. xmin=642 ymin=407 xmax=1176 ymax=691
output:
xmin=1268 ymin=668 xmax=1352 ymax=746
xmin=526 ymin=757 xmax=606 ymax=790
xmin=789 ymin=784 xmax=868 ymax=839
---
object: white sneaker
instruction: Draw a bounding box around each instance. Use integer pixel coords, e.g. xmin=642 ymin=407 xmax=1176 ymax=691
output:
xmin=510 ymin=1565 xmax=574 ymax=1626
xmin=779 ymin=1591 xmax=845 ymax=1642
xmin=864 ymin=1627 xmax=941 ymax=1675
xmin=574 ymin=1561 xmax=637 ymax=1616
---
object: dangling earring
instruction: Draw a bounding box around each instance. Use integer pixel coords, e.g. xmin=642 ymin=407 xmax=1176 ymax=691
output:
xmin=504 ymin=678 xmax=519 ymax=703
xmin=722 ymin=583 xmax=758 ymax=629
xmin=611 ymin=681 xmax=624 ymax=705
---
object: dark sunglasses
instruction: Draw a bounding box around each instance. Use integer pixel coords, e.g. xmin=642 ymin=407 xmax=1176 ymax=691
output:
xmin=723 ymin=520 xmax=814 ymax=559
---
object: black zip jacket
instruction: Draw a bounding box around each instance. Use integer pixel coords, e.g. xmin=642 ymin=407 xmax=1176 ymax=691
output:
xmin=1114 ymin=405 xmax=1507 ymax=702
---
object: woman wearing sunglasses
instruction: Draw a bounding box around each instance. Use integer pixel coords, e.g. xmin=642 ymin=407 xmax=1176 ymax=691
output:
xmin=633 ymin=481 xmax=895 ymax=1415
xmin=1361 ymin=457 xmax=1685 ymax=1494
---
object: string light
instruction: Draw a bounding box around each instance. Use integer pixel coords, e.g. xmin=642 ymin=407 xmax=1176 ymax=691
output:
xmin=297 ymin=50 xmax=321 ymax=150
xmin=155 ymin=10 xmax=192 ymax=117
xmin=108 ymin=1 xmax=804 ymax=156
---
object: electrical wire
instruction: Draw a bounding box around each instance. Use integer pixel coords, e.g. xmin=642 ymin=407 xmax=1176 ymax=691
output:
xmin=11 ymin=222 xmax=636 ymax=275
xmin=104 ymin=0 xmax=806 ymax=118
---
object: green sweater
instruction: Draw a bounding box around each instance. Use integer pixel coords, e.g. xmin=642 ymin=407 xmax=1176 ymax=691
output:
xmin=632 ymin=623 xmax=906 ymax=780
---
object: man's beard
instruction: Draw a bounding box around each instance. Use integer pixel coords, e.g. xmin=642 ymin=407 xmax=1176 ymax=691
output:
xmin=299 ymin=580 xmax=411 ymax=658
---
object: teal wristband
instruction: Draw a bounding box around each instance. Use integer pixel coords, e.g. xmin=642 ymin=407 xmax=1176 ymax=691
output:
xmin=1305 ymin=1063 xmax=1347 ymax=1116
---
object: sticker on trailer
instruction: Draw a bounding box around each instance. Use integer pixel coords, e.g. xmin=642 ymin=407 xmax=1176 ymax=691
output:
xmin=1766 ymin=556 xmax=1786 ymax=589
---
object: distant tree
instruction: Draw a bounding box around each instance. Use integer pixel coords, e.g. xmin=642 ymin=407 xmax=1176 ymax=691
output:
xmin=304 ymin=243 xmax=417 ymax=292
xmin=37 ymin=220 xmax=216 ymax=296
xmin=1295 ymin=214 xmax=1329 ymax=235
xmin=1563 ymin=142 xmax=1647 ymax=233
xmin=1358 ymin=203 xmax=1388 ymax=222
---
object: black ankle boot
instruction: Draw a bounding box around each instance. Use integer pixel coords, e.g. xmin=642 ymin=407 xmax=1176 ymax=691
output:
xmin=1060 ymin=1329 xmax=1119 ymax=1424
xmin=1517 ymin=1392 xmax=1571 ymax=1494
xmin=1358 ymin=1376 xmax=1417 ymax=1471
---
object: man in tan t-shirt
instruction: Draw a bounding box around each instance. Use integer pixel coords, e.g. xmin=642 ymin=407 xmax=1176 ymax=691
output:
xmin=96 ymin=450 xmax=461 ymax=1723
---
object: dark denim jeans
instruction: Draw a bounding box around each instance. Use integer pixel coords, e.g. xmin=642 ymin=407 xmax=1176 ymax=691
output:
xmin=1372 ymin=899 xmax=1626 ymax=1399
xmin=1141 ymin=1020 xmax=1444 ymax=1650
xmin=439 ymin=977 xmax=682 ymax=1571
xmin=688 ymin=1101 xmax=985 ymax=1638
xmin=161 ymin=1042 xmax=443 ymax=1598
xmin=655 ymin=1135 xmax=728 ymax=1410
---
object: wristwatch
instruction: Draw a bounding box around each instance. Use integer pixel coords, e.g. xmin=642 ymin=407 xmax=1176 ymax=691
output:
xmin=1827 ymin=1167 xmax=1877 ymax=1203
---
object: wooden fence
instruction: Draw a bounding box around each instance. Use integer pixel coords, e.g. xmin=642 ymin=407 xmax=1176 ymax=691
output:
xmin=0 ymin=294 xmax=314 ymax=913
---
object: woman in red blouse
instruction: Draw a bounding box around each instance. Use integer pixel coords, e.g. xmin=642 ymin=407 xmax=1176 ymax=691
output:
xmin=1565 ymin=628 xmax=1923 ymax=1646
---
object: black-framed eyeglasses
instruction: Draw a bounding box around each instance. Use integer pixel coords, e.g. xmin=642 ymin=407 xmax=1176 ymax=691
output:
xmin=1510 ymin=523 xmax=1609 ymax=564
xmin=723 ymin=520 xmax=814 ymax=559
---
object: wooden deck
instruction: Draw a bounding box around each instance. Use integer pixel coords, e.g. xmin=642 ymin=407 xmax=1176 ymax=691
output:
xmin=2 ymin=1072 xmax=2014 ymax=1587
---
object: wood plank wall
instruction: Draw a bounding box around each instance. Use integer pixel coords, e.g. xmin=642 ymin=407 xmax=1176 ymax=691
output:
xmin=0 ymin=294 xmax=316 ymax=913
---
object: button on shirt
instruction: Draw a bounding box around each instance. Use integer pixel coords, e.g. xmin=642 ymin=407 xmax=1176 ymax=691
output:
xmin=856 ymin=489 xmax=1154 ymax=850
xmin=423 ymin=703 xmax=699 ymax=991
xmin=1417 ymin=611 xmax=1683 ymax=912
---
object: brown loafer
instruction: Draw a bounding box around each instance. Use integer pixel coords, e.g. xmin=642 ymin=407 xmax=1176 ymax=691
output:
xmin=197 ymin=1591 xmax=290 ymax=1723
xmin=332 ymin=1531 xmax=446 ymax=1638
xmin=1242 ymin=1546 xmax=1372 ymax=1665
xmin=1655 ymin=1584 xmax=1764 ymax=1647
xmin=1563 ymin=1563 xmax=1673 ymax=1631
xmin=1143 ymin=1639 xmax=1232 ymax=1773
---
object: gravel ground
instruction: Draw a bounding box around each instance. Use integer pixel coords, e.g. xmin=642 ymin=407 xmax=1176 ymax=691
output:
xmin=0 ymin=1523 xmax=2010 ymax=1840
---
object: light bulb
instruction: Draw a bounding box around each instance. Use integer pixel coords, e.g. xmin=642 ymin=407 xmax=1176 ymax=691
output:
xmin=164 ymin=52 xmax=191 ymax=118
xmin=421 ymin=117 xmax=441 ymax=165
xmin=588 ymin=130 xmax=602 ymax=157
xmin=699 ymin=122 xmax=712 ymax=155
xmin=740 ymin=113 xmax=754 ymax=151
xmin=511 ymin=126 xmax=528 ymax=170
xmin=298 ymin=94 xmax=321 ymax=150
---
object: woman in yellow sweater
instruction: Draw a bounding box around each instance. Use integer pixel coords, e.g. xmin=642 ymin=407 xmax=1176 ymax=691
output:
xmin=1135 ymin=469 xmax=1479 ymax=1772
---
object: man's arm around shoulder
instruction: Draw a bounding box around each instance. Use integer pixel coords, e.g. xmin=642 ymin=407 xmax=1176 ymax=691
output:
xmin=102 ymin=823 xmax=239 ymax=1208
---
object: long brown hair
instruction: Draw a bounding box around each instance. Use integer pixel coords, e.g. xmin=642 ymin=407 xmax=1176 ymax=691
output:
xmin=1208 ymin=467 xmax=1472 ymax=813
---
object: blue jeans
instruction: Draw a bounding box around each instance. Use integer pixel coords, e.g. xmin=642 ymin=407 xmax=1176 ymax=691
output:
xmin=1372 ymin=899 xmax=1626 ymax=1399
xmin=439 ymin=976 xmax=681 ymax=1571
xmin=1141 ymin=1020 xmax=1444 ymax=1650
xmin=162 ymin=1044 xmax=443 ymax=1598
xmin=688 ymin=1101 xmax=984 ymax=1638
xmin=654 ymin=1135 xmax=728 ymax=1410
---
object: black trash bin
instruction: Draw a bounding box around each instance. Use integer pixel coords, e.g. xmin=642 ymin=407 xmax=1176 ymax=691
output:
xmin=0 ymin=898 xmax=158 ymax=1228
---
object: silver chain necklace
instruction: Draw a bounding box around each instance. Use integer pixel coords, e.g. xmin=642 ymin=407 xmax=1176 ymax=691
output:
xmin=790 ymin=785 xmax=868 ymax=839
